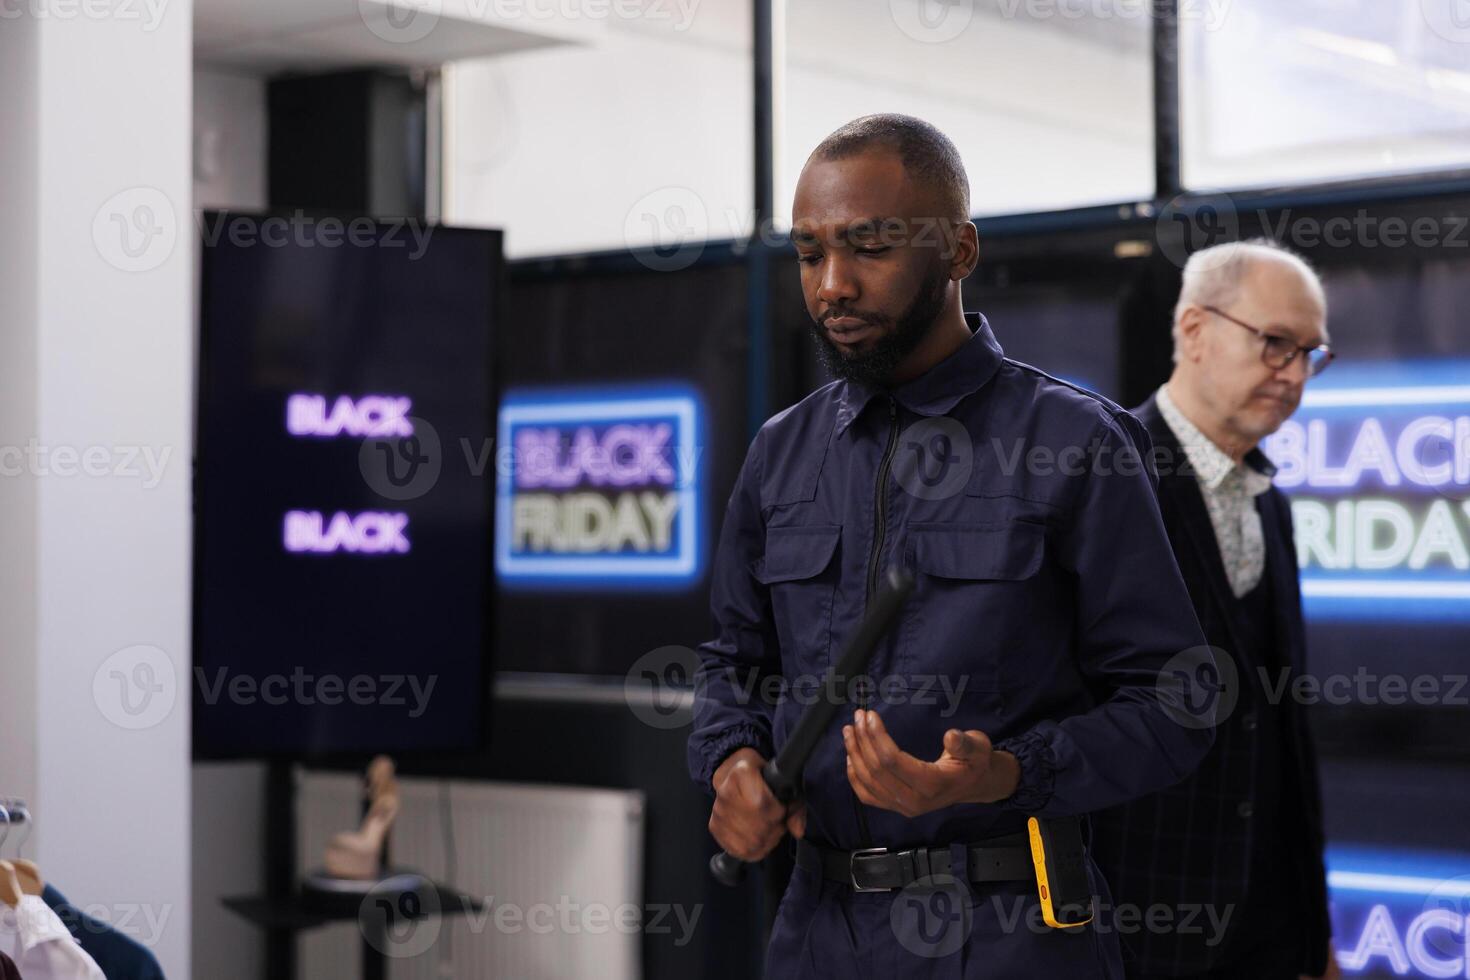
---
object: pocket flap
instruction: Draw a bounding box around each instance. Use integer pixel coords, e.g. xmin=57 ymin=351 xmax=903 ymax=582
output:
xmin=908 ymin=522 xmax=1044 ymax=581
xmin=756 ymin=524 xmax=842 ymax=584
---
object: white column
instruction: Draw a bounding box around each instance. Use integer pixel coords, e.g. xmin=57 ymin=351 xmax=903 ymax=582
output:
xmin=0 ymin=2 xmax=193 ymax=977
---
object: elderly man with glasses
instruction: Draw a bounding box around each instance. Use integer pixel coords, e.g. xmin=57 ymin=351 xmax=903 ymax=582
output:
xmin=1091 ymin=238 xmax=1339 ymax=980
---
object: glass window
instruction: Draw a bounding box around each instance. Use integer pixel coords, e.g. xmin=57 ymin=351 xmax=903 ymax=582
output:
xmin=1182 ymin=0 xmax=1470 ymax=190
xmin=443 ymin=2 xmax=752 ymax=258
xmin=778 ymin=0 xmax=1156 ymax=227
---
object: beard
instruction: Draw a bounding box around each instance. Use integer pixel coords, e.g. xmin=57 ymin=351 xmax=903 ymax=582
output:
xmin=807 ymin=263 xmax=950 ymax=388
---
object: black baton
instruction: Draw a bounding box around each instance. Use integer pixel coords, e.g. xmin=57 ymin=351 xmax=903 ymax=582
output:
xmin=709 ymin=566 xmax=915 ymax=886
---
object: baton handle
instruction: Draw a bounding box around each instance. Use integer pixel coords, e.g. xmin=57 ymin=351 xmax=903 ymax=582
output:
xmin=708 ymin=568 xmax=914 ymax=886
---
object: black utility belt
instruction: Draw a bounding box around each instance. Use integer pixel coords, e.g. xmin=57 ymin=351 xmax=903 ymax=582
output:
xmin=795 ymin=834 xmax=1032 ymax=893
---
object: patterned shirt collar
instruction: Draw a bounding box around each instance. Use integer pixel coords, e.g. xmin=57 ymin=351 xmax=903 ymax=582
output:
xmin=1156 ymin=384 xmax=1275 ymax=496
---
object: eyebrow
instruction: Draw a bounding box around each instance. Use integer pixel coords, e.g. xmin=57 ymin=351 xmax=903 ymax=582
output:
xmin=791 ymin=216 xmax=902 ymax=245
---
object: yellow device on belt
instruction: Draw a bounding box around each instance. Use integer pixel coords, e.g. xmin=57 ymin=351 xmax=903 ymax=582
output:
xmin=1026 ymin=816 xmax=1095 ymax=929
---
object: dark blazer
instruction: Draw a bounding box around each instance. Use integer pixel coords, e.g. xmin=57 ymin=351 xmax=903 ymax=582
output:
xmin=1089 ymin=392 xmax=1331 ymax=977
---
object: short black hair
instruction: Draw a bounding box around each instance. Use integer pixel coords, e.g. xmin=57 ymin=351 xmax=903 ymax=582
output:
xmin=808 ymin=113 xmax=970 ymax=222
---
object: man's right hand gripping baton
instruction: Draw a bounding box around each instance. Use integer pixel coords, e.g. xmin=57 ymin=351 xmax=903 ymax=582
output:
xmin=708 ymin=566 xmax=915 ymax=886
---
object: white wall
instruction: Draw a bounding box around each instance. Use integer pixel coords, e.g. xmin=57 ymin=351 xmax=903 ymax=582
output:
xmin=443 ymin=0 xmax=1154 ymax=258
xmin=0 ymin=4 xmax=195 ymax=978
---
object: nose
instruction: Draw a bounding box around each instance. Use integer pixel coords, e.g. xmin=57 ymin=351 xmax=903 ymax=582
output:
xmin=816 ymin=252 xmax=859 ymax=309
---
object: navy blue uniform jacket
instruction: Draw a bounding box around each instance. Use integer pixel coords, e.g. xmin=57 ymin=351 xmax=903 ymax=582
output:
xmin=688 ymin=314 xmax=1217 ymax=975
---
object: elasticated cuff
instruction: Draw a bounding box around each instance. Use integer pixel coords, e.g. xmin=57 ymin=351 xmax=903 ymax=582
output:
xmin=994 ymin=729 xmax=1057 ymax=813
xmin=693 ymin=723 xmax=773 ymax=796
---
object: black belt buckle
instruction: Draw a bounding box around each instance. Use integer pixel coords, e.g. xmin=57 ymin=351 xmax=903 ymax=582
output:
xmin=849 ymin=847 xmax=890 ymax=893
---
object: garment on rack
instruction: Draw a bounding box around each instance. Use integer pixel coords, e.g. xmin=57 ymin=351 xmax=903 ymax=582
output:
xmin=43 ymin=886 xmax=165 ymax=980
xmin=0 ymin=893 xmax=105 ymax=980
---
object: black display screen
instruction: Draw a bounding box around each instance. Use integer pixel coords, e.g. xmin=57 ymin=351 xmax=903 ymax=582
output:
xmin=193 ymin=214 xmax=498 ymax=758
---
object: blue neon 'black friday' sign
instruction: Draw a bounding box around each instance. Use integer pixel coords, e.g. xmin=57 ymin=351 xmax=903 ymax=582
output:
xmin=1263 ymin=361 xmax=1470 ymax=620
xmin=495 ymin=385 xmax=704 ymax=588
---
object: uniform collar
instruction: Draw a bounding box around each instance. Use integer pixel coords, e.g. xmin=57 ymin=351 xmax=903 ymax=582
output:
xmin=835 ymin=312 xmax=1005 ymax=436
xmin=1156 ymin=384 xmax=1276 ymax=494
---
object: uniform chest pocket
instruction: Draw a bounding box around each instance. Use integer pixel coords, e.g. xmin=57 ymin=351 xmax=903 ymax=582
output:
xmin=897 ymin=522 xmax=1047 ymax=686
xmin=754 ymin=524 xmax=841 ymax=674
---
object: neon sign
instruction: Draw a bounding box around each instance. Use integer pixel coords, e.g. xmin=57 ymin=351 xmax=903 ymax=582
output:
xmin=1263 ymin=362 xmax=1470 ymax=619
xmin=1328 ymin=846 xmax=1470 ymax=977
xmin=286 ymin=393 xmax=414 ymax=439
xmin=495 ymin=385 xmax=703 ymax=588
xmin=283 ymin=510 xmax=411 ymax=555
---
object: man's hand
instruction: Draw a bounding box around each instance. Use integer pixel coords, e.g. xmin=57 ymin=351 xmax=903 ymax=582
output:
xmin=844 ymin=708 xmax=1020 ymax=817
xmin=708 ymin=747 xmax=806 ymax=862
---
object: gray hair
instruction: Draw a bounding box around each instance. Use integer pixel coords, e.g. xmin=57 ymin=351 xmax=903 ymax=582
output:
xmin=1171 ymin=238 xmax=1327 ymax=363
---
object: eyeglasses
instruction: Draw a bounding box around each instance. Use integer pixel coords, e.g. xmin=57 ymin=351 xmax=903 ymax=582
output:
xmin=1202 ymin=305 xmax=1335 ymax=378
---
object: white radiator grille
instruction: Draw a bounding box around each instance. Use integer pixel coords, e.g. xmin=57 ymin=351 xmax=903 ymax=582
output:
xmin=297 ymin=773 xmax=645 ymax=980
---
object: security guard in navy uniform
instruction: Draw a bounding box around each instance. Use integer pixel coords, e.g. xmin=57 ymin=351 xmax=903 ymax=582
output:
xmin=687 ymin=114 xmax=1217 ymax=978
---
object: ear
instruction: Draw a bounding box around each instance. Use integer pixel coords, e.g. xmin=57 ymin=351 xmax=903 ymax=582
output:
xmin=948 ymin=220 xmax=979 ymax=281
xmin=1175 ymin=304 xmax=1209 ymax=363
